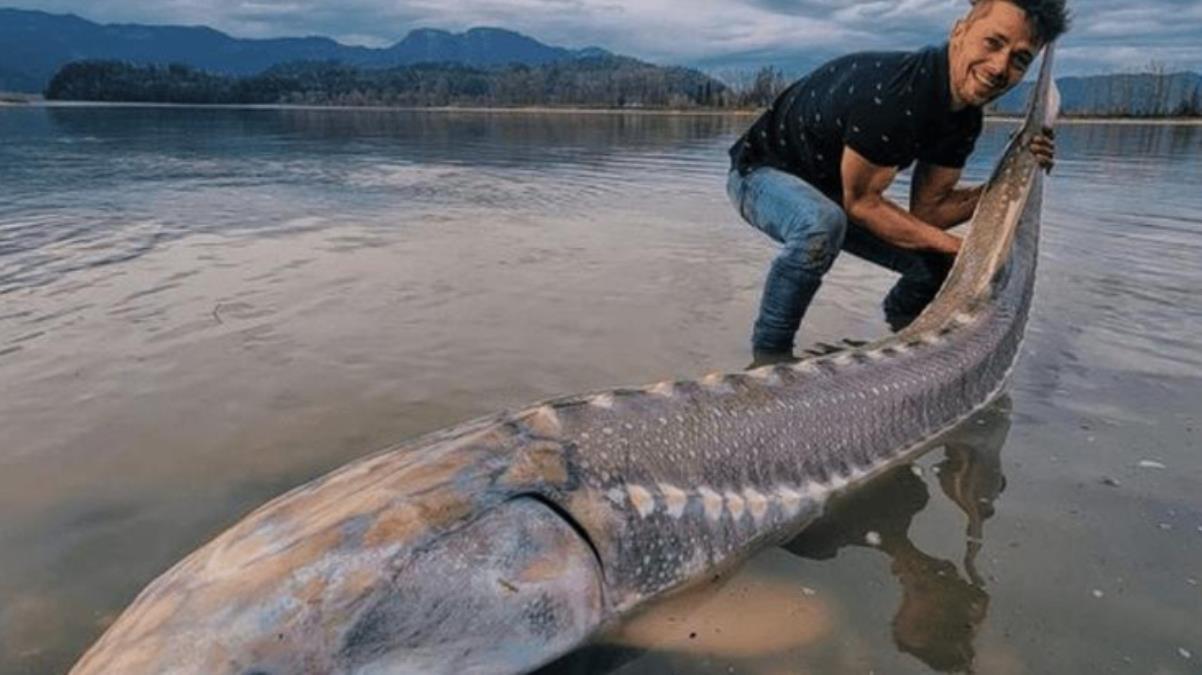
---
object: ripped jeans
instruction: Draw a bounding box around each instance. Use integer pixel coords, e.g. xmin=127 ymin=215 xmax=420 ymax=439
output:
xmin=727 ymin=167 xmax=953 ymax=353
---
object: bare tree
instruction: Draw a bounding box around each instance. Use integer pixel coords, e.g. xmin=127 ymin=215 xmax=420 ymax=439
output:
xmin=1146 ymin=60 xmax=1170 ymax=116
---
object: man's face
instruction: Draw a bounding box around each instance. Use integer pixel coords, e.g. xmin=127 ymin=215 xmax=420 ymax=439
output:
xmin=949 ymin=1 xmax=1041 ymax=108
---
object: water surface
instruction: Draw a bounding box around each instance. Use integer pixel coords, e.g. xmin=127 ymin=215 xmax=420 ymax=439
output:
xmin=1 ymin=106 xmax=1199 ymax=674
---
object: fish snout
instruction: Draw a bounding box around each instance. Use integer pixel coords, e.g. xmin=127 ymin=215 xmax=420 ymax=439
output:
xmin=71 ymin=497 xmax=604 ymax=675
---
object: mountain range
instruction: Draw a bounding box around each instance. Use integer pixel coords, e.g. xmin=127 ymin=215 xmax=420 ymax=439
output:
xmin=2 ymin=6 xmax=1199 ymax=116
xmin=0 ymin=7 xmax=610 ymax=93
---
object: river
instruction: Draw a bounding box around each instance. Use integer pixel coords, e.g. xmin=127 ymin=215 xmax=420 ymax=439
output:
xmin=1 ymin=105 xmax=1199 ymax=674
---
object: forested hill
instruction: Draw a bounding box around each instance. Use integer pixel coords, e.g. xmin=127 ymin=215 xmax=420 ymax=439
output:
xmin=44 ymin=59 xmax=728 ymax=108
xmin=0 ymin=7 xmax=610 ymax=93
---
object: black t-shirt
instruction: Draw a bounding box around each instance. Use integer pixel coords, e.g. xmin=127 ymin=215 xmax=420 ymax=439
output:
xmin=729 ymin=44 xmax=983 ymax=205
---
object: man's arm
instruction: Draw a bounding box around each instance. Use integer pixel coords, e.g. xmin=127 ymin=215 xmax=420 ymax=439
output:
xmin=910 ymin=162 xmax=983 ymax=230
xmin=841 ymin=146 xmax=961 ymax=256
xmin=909 ymin=128 xmax=1058 ymax=229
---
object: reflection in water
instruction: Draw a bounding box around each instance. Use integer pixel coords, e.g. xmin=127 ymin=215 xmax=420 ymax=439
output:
xmin=1 ymin=107 xmax=745 ymax=295
xmin=786 ymin=398 xmax=1011 ymax=673
xmin=937 ymin=404 xmax=1009 ymax=589
xmin=42 ymin=106 xmax=743 ymax=170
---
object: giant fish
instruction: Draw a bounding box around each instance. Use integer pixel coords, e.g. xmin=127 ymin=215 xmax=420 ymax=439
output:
xmin=72 ymin=44 xmax=1060 ymax=675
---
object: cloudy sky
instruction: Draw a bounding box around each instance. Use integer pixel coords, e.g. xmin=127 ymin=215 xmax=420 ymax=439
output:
xmin=13 ymin=0 xmax=1202 ymax=75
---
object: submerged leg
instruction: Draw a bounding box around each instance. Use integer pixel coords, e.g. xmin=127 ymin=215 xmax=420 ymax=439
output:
xmin=842 ymin=225 xmax=953 ymax=332
xmin=727 ymin=168 xmax=847 ymax=353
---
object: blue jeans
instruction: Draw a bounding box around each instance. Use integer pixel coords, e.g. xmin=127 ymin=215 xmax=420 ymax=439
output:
xmin=727 ymin=167 xmax=953 ymax=352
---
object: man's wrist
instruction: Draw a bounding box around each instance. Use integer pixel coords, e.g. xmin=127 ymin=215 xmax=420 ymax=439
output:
xmin=933 ymin=231 xmax=962 ymax=256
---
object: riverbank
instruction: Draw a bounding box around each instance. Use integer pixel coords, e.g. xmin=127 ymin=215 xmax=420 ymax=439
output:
xmin=9 ymin=99 xmax=1202 ymax=124
xmin=0 ymin=93 xmax=41 ymax=105
xmin=988 ymin=113 xmax=1202 ymax=125
xmin=17 ymin=99 xmax=758 ymax=116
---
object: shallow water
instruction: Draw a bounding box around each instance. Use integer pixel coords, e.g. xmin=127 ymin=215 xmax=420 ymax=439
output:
xmin=0 ymin=106 xmax=1199 ymax=674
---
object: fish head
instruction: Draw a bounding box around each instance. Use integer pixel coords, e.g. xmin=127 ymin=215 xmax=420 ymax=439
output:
xmin=71 ymin=496 xmax=604 ymax=675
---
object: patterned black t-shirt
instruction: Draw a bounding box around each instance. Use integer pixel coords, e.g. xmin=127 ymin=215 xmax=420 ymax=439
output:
xmin=729 ymin=43 xmax=983 ymax=205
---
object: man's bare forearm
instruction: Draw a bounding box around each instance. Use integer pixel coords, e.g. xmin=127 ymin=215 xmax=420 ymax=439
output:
xmin=846 ymin=194 xmax=961 ymax=255
xmin=913 ymin=184 xmax=984 ymax=230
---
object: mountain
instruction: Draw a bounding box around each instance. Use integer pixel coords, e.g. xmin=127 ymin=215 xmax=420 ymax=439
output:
xmin=383 ymin=27 xmax=602 ymax=67
xmin=992 ymin=71 xmax=1202 ymax=117
xmin=0 ymin=7 xmax=611 ymax=93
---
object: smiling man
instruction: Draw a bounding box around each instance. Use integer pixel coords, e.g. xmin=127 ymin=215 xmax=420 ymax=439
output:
xmin=728 ymin=0 xmax=1069 ymax=363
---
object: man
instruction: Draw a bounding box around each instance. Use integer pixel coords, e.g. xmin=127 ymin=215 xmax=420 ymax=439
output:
xmin=728 ymin=0 xmax=1068 ymax=364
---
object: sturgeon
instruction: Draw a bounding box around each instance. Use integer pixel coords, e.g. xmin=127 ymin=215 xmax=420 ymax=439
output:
xmin=72 ymin=45 xmax=1060 ymax=675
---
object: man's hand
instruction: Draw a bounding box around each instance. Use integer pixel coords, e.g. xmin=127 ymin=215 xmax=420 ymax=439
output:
xmin=1029 ymin=126 xmax=1055 ymax=174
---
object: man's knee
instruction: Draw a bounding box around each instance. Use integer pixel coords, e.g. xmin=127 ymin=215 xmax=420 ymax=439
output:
xmin=782 ymin=205 xmax=847 ymax=273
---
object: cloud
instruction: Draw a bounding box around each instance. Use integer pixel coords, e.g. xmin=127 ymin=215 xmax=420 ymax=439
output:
xmin=12 ymin=0 xmax=1202 ymax=74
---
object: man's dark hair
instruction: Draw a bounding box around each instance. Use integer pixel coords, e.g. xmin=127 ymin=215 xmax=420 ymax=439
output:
xmin=972 ymin=0 xmax=1071 ymax=44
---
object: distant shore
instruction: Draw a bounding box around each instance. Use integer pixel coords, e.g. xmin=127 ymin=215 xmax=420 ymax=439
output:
xmin=7 ymin=99 xmax=1202 ymax=124
xmin=0 ymin=93 xmax=42 ymax=105
xmin=983 ymin=114 xmax=1202 ymax=125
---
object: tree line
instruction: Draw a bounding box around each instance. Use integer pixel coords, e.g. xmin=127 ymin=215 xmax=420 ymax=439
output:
xmin=43 ymin=59 xmax=803 ymax=109
xmin=44 ymin=59 xmax=1202 ymax=116
xmin=1086 ymin=62 xmax=1202 ymax=117
xmin=45 ymin=58 xmax=745 ymax=108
